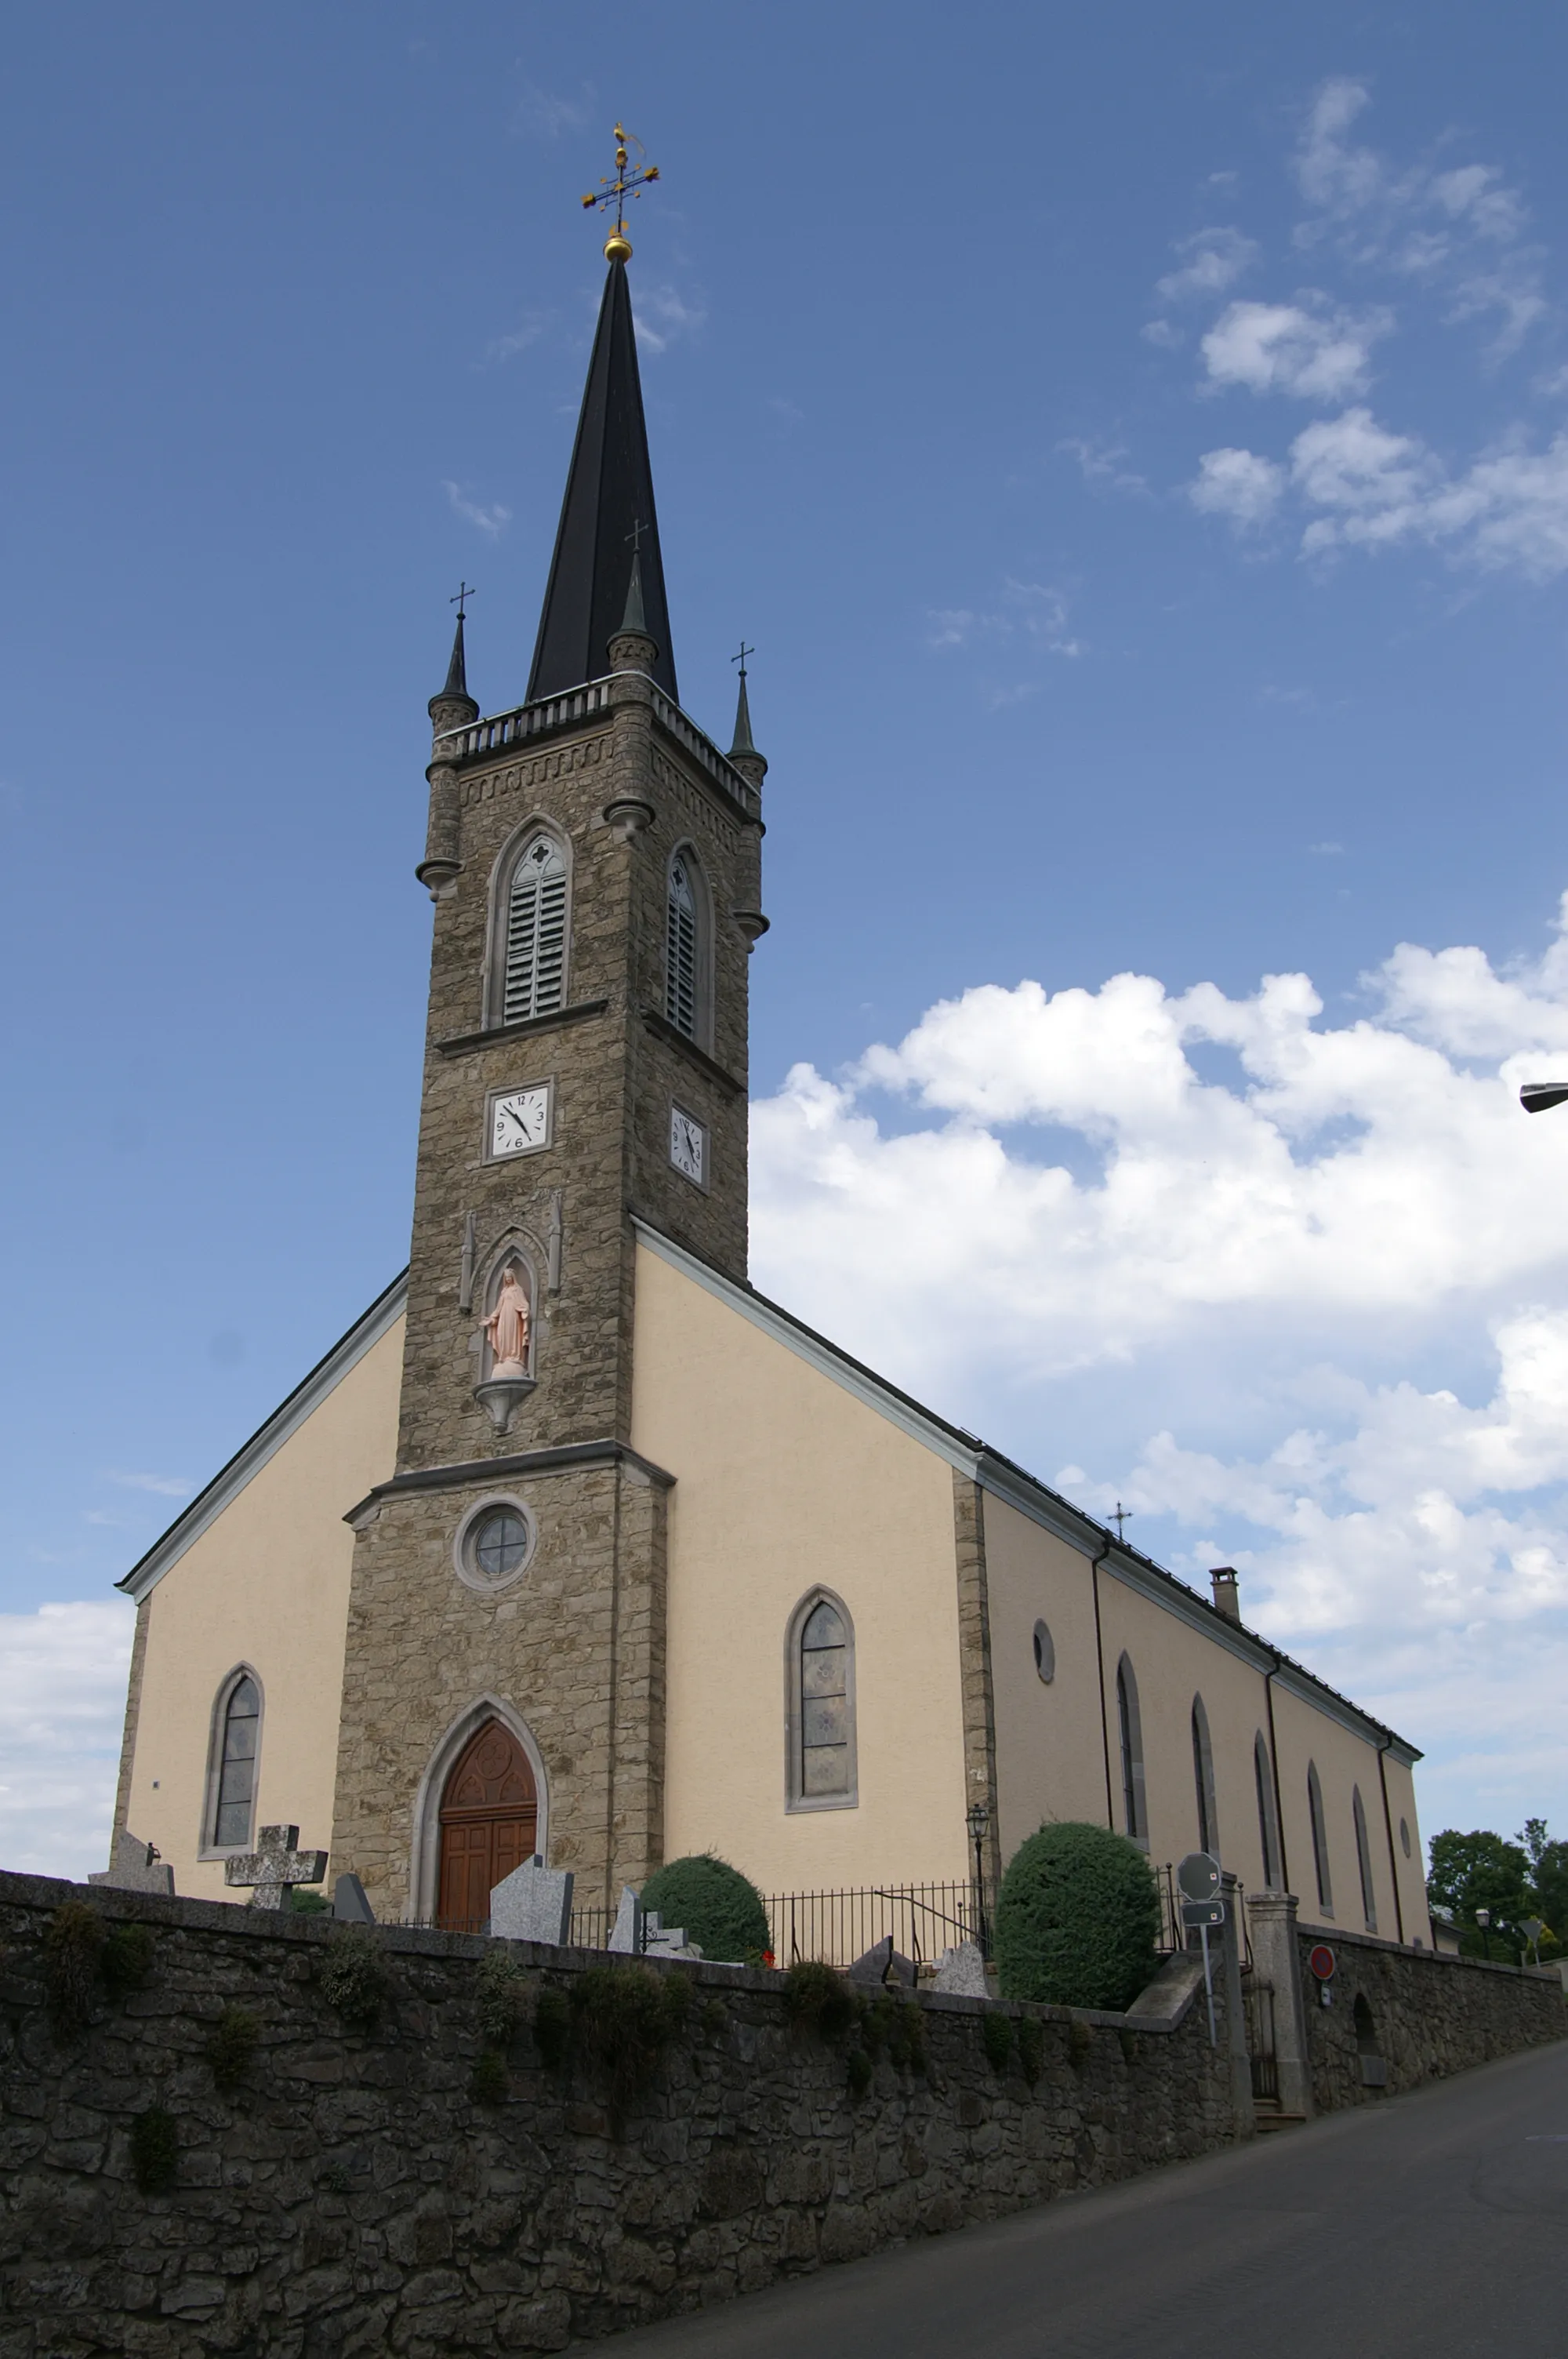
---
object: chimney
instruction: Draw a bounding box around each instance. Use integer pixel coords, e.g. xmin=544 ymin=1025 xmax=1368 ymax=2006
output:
xmin=1210 ymin=1567 xmax=1241 ymax=1623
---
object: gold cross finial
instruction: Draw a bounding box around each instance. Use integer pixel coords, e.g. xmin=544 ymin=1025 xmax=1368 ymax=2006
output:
xmin=580 ymin=122 xmax=660 ymax=262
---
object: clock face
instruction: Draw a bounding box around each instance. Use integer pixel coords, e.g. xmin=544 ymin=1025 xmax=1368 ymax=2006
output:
xmin=488 ymin=1082 xmax=553 ymax=1161
xmin=670 ymin=1105 xmax=706 ymax=1185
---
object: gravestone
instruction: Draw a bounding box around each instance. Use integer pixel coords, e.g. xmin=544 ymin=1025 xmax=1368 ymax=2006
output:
xmin=849 ymin=1935 xmax=917 ymax=1986
xmin=223 ymin=1825 xmax=328 ymax=1910
xmin=931 ymin=1940 xmax=989 ymax=1997
xmin=89 ymin=1830 xmax=174 ymax=1897
xmin=608 ymin=1885 xmax=644 ymax=1954
xmin=332 ymin=1873 xmax=376 ymax=1923
xmin=489 ymin=1856 xmax=574 ymax=1945
xmin=641 ymin=1911 xmax=701 ymax=1960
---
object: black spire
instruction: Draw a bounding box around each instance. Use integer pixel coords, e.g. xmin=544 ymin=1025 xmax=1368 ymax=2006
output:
xmin=441 ymin=610 xmax=469 ymax=701
xmin=527 ymin=259 xmax=677 ymax=703
xmin=728 ymin=663 xmax=757 ymax=758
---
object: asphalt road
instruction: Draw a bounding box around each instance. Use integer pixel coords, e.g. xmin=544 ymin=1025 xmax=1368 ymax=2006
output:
xmin=597 ymin=2041 xmax=1568 ymax=2357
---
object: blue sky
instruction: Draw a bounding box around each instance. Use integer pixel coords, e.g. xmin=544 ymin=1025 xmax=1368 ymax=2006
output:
xmin=4 ymin=2 xmax=1568 ymax=1877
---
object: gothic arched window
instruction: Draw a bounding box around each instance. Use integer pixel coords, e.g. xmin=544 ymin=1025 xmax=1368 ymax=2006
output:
xmin=206 ymin=1669 xmax=262 ymax=1852
xmin=665 ymin=846 xmax=710 ymax=1045
xmin=1352 ymin=1784 xmax=1378 ymax=1932
xmin=1254 ymin=1732 xmax=1280 ymax=1888
xmin=1308 ymin=1761 xmax=1334 ymax=1915
xmin=786 ymin=1590 xmax=857 ymax=1809
xmin=501 ymin=832 xmax=568 ymax=1024
xmin=1191 ymin=1694 xmax=1218 ymax=1859
xmin=1116 ymin=1655 xmax=1147 ymax=1845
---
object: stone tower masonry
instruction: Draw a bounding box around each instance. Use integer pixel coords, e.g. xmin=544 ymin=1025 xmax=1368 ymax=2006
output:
xmin=328 ymin=253 xmax=767 ymax=1919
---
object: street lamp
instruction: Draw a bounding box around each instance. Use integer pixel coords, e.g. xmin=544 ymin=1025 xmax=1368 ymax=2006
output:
xmin=967 ymin=1801 xmax=991 ymax=1957
xmin=1475 ymin=1906 xmax=1492 ymax=1962
xmin=1521 ymin=1085 xmax=1568 ymax=1114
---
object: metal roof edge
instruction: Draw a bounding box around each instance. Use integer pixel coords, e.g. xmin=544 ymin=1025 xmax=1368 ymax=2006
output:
xmin=117 ymin=1273 xmax=408 ymax=1605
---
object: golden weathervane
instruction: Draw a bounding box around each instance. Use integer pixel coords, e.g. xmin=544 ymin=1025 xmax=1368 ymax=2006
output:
xmin=581 ymin=124 xmax=660 ymax=263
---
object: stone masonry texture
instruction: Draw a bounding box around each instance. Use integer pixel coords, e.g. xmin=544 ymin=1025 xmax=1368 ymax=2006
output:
xmin=5 ymin=1876 xmax=1559 ymax=2357
xmin=1296 ymin=1921 xmax=1563 ymax=2110
xmin=330 ymin=667 xmax=761 ymax=1914
xmin=2 ymin=1874 xmax=1242 ymax=2357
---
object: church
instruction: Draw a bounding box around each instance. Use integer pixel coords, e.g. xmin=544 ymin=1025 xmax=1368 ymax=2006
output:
xmin=106 ymin=204 xmax=1433 ymax=1952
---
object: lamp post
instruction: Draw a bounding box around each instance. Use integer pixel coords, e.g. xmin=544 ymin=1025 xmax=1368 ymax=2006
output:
xmin=967 ymin=1800 xmax=991 ymax=1958
xmin=1475 ymin=1906 xmax=1492 ymax=1962
xmin=1522 ymin=1085 xmax=1568 ymax=1114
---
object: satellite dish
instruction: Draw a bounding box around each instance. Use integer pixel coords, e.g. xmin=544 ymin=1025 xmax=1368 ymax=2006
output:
xmin=1521 ymin=1084 xmax=1568 ymax=1114
xmin=1177 ymin=1850 xmax=1222 ymax=1903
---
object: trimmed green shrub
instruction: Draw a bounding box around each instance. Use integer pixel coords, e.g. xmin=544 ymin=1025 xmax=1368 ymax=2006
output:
xmin=289 ymin=1888 xmax=332 ymax=1915
xmin=131 ymin=2106 xmax=178 ymax=2194
xmin=783 ymin=1960 xmax=857 ymax=2041
xmin=994 ymin=1823 xmax=1161 ymax=2012
xmin=982 ymin=2010 xmax=1014 ymax=2073
xmin=207 ymin=2005 xmax=261 ymax=2093
xmin=637 ymin=1855 xmax=769 ymax=1964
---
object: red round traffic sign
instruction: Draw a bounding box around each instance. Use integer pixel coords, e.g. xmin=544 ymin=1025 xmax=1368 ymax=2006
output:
xmin=1308 ymin=1944 xmax=1337 ymax=1981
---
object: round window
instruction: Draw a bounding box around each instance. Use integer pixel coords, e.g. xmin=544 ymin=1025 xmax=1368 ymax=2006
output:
xmin=1033 ymin=1619 xmax=1055 ymax=1684
xmin=454 ymin=1497 xmax=537 ymax=1594
xmin=1399 ymin=1817 xmax=1412 ymax=1859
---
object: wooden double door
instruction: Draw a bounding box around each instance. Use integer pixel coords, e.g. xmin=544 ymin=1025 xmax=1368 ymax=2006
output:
xmin=437 ymin=1717 xmax=538 ymax=1930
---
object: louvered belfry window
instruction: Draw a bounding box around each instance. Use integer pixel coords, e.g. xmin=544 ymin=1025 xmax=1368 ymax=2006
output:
xmin=666 ymin=853 xmax=698 ymax=1038
xmin=503 ymin=837 xmax=568 ymax=1023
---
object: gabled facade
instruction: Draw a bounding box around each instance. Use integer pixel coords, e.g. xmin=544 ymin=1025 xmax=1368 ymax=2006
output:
xmin=111 ymin=238 xmax=1431 ymax=1946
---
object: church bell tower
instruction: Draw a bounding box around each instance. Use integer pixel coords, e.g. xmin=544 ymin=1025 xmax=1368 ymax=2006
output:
xmin=328 ymin=173 xmax=768 ymax=1923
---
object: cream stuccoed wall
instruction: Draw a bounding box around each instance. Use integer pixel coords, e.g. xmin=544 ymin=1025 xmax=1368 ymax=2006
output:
xmin=1269 ymin=1681 xmax=1428 ymax=1945
xmin=631 ymin=1242 xmax=971 ymax=1892
xmin=984 ymin=1496 xmax=1112 ymax=1858
xmin=120 ymin=1317 xmax=405 ymax=1903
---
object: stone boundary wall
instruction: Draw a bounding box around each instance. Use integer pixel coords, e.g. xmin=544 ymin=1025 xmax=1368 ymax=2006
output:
xmin=1 ymin=1871 xmax=1241 ymax=2356
xmin=1294 ymin=1918 xmax=1563 ymax=2112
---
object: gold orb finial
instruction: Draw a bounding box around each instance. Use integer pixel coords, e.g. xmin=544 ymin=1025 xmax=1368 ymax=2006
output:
xmin=581 ymin=122 xmax=659 ymax=262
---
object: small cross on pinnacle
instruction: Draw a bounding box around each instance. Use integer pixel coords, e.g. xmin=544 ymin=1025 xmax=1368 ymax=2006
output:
xmin=625 ymin=519 xmax=648 ymax=556
xmin=732 ymin=641 xmax=754 ymax=678
xmin=582 ymin=124 xmax=661 ymax=260
xmin=450 ymin=580 xmax=477 ymax=618
xmin=1111 ymin=1501 xmax=1132 ymax=1543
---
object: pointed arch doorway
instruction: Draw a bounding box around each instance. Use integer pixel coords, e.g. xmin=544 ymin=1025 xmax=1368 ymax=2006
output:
xmin=437 ymin=1716 xmax=538 ymax=1929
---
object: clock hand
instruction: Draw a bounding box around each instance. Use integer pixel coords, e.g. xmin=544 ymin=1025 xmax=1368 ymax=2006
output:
xmin=503 ymin=1104 xmax=529 ymax=1133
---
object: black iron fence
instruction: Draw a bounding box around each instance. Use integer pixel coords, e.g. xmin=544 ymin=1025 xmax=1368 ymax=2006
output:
xmin=429 ymin=1860 xmax=1188 ymax=1969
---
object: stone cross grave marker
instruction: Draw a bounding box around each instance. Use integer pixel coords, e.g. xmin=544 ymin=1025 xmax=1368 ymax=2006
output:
xmin=224 ymin=1825 xmax=328 ymax=1910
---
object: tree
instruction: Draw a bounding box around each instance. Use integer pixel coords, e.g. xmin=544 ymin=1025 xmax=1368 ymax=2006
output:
xmin=1427 ymin=1828 xmax=1530 ymax=1961
xmin=1517 ymin=1818 xmax=1568 ymax=1957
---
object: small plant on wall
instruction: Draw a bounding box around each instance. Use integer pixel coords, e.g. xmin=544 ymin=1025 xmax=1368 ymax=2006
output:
xmin=318 ymin=1925 xmax=389 ymax=2030
xmin=42 ymin=1903 xmax=104 ymax=2037
xmin=207 ymin=2006 xmax=262 ymax=2094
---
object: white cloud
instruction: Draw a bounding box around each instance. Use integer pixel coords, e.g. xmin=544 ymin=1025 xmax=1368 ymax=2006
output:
xmin=1200 ymin=299 xmax=1389 ymax=399
xmin=1059 ymin=438 xmax=1149 ymax=496
xmin=1291 ymin=79 xmax=1543 ymax=359
xmin=443 ymin=482 xmax=511 ymax=539
xmin=107 ymin=1470 xmax=191 ymax=1499
xmin=1190 ymin=409 xmax=1568 ymax=580
xmin=1156 ymin=227 xmax=1260 ymax=304
xmin=0 ymin=1601 xmax=133 ymax=1881
xmin=749 ymin=892 xmax=1568 ymax=1829
xmin=1189 ymin=446 xmax=1283 ymax=528
xmin=925 ymin=580 xmax=1080 ymax=662
xmin=631 ymin=285 xmax=706 ymax=356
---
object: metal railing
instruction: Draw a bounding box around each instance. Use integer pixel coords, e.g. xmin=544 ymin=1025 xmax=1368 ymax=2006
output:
xmin=425 ymin=1861 xmax=1188 ymax=1971
xmin=437 ymin=675 xmax=762 ymax=822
